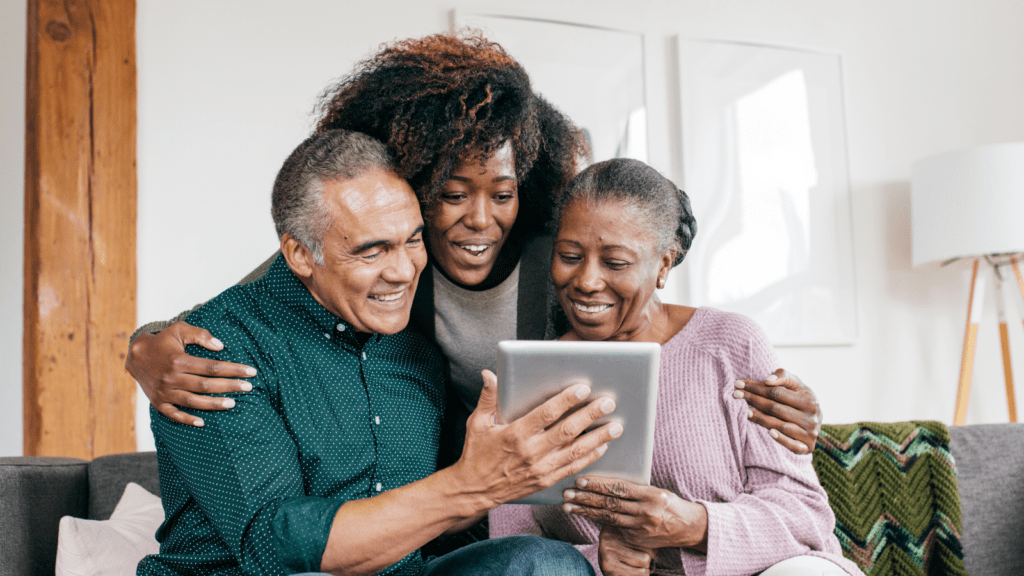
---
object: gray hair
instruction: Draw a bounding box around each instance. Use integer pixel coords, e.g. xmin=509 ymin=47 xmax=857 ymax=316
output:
xmin=271 ymin=130 xmax=395 ymax=265
xmin=553 ymin=158 xmax=697 ymax=267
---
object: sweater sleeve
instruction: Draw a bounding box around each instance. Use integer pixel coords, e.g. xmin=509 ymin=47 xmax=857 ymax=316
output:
xmin=685 ymin=314 xmax=844 ymax=576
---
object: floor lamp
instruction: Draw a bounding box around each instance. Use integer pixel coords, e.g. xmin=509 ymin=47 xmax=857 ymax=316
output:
xmin=912 ymin=142 xmax=1024 ymax=426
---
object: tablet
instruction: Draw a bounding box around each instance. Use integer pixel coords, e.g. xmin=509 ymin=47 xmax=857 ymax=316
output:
xmin=496 ymin=339 xmax=661 ymax=505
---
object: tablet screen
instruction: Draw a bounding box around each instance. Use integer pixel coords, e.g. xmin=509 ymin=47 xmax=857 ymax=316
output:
xmin=496 ymin=340 xmax=660 ymax=505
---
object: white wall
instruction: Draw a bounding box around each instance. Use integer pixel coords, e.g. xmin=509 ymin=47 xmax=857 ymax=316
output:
xmin=3 ymin=0 xmax=1021 ymax=455
xmin=1 ymin=0 xmax=25 ymax=457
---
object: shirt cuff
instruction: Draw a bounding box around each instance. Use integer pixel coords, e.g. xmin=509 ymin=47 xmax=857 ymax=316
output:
xmin=271 ymin=495 xmax=347 ymax=572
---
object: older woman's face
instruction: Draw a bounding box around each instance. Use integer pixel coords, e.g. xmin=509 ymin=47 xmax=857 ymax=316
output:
xmin=551 ymin=198 xmax=672 ymax=342
xmin=425 ymin=142 xmax=519 ymax=286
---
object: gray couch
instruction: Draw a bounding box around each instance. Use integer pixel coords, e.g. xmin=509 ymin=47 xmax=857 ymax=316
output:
xmin=2 ymin=424 xmax=1022 ymax=576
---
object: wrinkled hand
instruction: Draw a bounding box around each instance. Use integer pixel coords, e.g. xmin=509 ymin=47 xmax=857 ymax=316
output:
xmin=733 ymin=368 xmax=821 ymax=454
xmin=599 ymin=524 xmax=654 ymax=576
xmin=563 ymin=476 xmax=708 ymax=552
xmin=126 ymin=321 xmax=256 ymax=427
xmin=451 ymin=370 xmax=622 ymax=507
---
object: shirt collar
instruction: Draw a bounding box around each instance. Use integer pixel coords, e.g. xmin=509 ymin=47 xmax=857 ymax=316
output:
xmin=262 ymin=254 xmax=357 ymax=337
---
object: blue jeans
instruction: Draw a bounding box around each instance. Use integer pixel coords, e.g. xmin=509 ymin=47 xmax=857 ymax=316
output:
xmin=293 ymin=535 xmax=594 ymax=576
xmin=421 ymin=535 xmax=594 ymax=576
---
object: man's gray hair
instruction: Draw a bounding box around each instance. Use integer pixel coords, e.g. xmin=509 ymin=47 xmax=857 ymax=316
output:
xmin=271 ymin=130 xmax=395 ymax=265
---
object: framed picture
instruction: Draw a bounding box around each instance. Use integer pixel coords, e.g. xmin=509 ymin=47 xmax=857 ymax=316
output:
xmin=675 ymin=39 xmax=857 ymax=346
xmin=454 ymin=12 xmax=648 ymax=164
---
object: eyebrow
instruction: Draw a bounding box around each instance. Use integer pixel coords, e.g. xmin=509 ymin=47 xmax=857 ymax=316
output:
xmin=352 ymin=225 xmax=424 ymax=253
xmin=449 ymin=174 xmax=516 ymax=183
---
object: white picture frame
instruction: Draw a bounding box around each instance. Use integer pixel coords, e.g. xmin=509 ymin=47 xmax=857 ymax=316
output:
xmin=675 ymin=38 xmax=858 ymax=346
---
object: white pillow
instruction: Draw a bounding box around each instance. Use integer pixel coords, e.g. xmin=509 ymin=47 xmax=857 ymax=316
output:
xmin=55 ymin=482 xmax=164 ymax=576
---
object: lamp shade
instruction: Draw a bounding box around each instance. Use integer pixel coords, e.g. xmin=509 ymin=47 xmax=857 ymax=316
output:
xmin=911 ymin=142 xmax=1024 ymax=267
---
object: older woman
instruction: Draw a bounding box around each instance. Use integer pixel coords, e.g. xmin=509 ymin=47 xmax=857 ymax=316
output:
xmin=492 ymin=159 xmax=861 ymax=576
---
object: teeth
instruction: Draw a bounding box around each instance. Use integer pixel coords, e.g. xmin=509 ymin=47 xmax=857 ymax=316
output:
xmin=573 ymin=301 xmax=612 ymax=313
xmin=460 ymin=245 xmax=489 ymax=255
xmin=370 ymin=291 xmax=404 ymax=302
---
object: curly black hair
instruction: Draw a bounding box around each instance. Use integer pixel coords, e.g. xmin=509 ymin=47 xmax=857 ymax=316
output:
xmin=315 ymin=32 xmax=588 ymax=237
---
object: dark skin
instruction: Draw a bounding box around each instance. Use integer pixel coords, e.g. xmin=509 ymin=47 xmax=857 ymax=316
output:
xmin=126 ymin=328 xmax=822 ymax=449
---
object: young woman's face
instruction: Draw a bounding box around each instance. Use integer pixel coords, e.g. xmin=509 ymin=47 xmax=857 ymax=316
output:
xmin=551 ymin=198 xmax=673 ymax=342
xmin=425 ymin=142 xmax=519 ymax=287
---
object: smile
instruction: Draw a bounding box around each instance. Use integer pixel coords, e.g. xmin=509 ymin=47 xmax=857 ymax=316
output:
xmin=572 ymin=301 xmax=612 ymax=314
xmin=454 ymin=242 xmax=492 ymax=257
xmin=369 ymin=290 xmax=404 ymax=302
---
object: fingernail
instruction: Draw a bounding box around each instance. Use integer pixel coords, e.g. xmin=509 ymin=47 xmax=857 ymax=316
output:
xmin=796 ymin=442 xmax=808 ymax=453
xmin=223 ymin=398 xmax=235 ymax=409
xmin=747 ymin=409 xmax=754 ymax=419
xmin=564 ymin=489 xmax=576 ymax=500
xmin=563 ymin=503 xmax=575 ymax=513
xmin=597 ymin=444 xmax=608 ymax=455
xmin=600 ymin=399 xmax=616 ymax=414
xmin=577 ymin=478 xmax=589 ymax=488
xmin=733 ymin=390 xmax=744 ymax=399
xmin=734 ymin=380 xmax=745 ymax=389
xmin=210 ymin=338 xmax=223 ymax=349
xmin=194 ymin=419 xmax=204 ymax=427
xmin=609 ymin=423 xmax=623 ymax=438
xmin=239 ymin=382 xmax=252 ymax=392
xmin=769 ymin=429 xmax=780 ymax=439
xmin=576 ymin=385 xmax=591 ymax=400
xmin=766 ymin=374 xmax=778 ymax=382
xmin=244 ymin=367 xmax=257 ymax=377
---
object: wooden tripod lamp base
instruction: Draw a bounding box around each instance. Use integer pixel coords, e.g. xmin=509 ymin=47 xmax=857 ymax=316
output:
xmin=954 ymin=257 xmax=1024 ymax=426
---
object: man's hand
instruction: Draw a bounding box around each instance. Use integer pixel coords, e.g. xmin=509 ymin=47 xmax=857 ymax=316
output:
xmin=126 ymin=321 xmax=256 ymax=427
xmin=599 ymin=525 xmax=655 ymax=576
xmin=451 ymin=370 xmax=622 ymax=508
xmin=733 ymin=368 xmax=822 ymax=454
xmin=563 ymin=476 xmax=708 ymax=552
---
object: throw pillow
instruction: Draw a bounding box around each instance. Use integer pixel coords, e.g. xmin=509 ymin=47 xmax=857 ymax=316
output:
xmin=55 ymin=482 xmax=164 ymax=576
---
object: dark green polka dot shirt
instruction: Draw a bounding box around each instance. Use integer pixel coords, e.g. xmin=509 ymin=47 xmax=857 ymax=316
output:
xmin=137 ymin=255 xmax=446 ymax=576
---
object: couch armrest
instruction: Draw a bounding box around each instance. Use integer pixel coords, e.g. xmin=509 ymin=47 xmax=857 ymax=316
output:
xmin=0 ymin=457 xmax=88 ymax=576
xmin=949 ymin=423 xmax=1024 ymax=576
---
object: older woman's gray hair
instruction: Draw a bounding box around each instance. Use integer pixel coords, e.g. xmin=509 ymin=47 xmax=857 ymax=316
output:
xmin=554 ymin=158 xmax=697 ymax=267
xmin=271 ymin=129 xmax=395 ymax=265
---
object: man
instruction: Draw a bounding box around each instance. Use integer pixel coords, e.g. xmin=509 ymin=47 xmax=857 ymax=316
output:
xmin=137 ymin=130 xmax=619 ymax=576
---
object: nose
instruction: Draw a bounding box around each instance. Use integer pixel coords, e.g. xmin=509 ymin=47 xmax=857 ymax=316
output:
xmin=382 ymin=246 xmax=417 ymax=285
xmin=574 ymin=258 xmax=604 ymax=293
xmin=463 ymin=194 xmax=492 ymax=231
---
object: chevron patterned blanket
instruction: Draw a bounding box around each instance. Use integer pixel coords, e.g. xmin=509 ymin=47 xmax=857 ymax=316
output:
xmin=813 ymin=421 xmax=967 ymax=576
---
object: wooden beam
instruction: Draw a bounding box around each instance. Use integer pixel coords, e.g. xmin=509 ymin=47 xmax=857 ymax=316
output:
xmin=24 ymin=0 xmax=137 ymax=458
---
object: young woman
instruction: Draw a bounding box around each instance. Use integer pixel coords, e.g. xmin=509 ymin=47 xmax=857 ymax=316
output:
xmin=491 ymin=159 xmax=860 ymax=576
xmin=127 ymin=33 xmax=821 ymax=465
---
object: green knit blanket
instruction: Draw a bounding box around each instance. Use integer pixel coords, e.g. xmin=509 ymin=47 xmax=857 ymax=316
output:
xmin=813 ymin=422 xmax=967 ymax=575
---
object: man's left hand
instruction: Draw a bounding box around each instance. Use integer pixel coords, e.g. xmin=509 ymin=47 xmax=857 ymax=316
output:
xmin=733 ymin=368 xmax=821 ymax=454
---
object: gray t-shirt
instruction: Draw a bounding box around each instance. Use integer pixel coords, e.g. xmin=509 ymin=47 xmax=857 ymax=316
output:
xmin=433 ymin=263 xmax=519 ymax=412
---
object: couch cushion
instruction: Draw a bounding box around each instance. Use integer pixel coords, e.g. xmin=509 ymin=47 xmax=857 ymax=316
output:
xmin=88 ymin=451 xmax=160 ymax=520
xmin=0 ymin=457 xmax=89 ymax=576
xmin=949 ymin=423 xmax=1024 ymax=576
xmin=56 ymin=482 xmax=163 ymax=576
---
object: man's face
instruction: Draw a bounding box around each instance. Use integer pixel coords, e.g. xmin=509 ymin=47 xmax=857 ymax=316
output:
xmin=302 ymin=169 xmax=427 ymax=334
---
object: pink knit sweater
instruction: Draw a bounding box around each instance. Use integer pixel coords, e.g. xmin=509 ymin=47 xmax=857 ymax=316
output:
xmin=490 ymin=308 xmax=863 ymax=576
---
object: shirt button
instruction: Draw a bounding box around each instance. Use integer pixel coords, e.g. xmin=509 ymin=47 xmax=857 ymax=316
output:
xmin=375 ymin=416 xmax=380 ymax=425
xmin=336 ymin=323 xmax=345 ymax=332
xmin=375 ymin=482 xmax=382 ymax=492
xmin=323 ymin=332 xmax=330 ymax=339
xmin=361 ymin=352 xmax=367 ymax=361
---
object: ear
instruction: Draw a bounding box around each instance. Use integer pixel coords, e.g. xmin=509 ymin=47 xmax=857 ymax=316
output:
xmin=280 ymin=233 xmax=315 ymax=280
xmin=656 ymin=248 xmax=676 ymax=289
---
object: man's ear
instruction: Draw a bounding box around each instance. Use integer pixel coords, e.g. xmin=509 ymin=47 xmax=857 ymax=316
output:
xmin=280 ymin=233 xmax=314 ymax=279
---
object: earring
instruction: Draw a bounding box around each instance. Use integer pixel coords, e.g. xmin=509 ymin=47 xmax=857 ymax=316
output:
xmin=657 ymin=278 xmax=665 ymax=289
